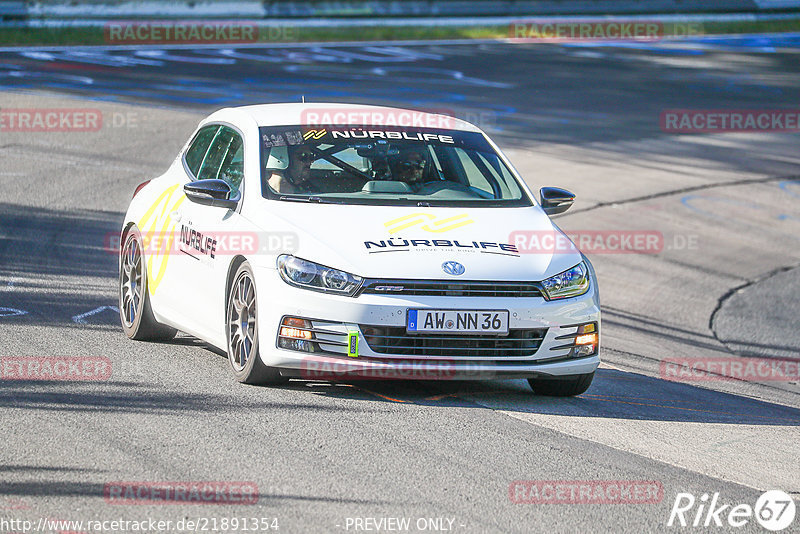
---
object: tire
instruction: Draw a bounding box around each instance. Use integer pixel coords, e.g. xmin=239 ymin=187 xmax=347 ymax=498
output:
xmin=226 ymin=261 xmax=285 ymax=385
xmin=528 ymin=372 xmax=594 ymax=397
xmin=119 ymin=226 xmax=177 ymax=341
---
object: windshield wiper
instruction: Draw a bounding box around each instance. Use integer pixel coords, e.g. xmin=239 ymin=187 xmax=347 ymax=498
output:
xmin=279 ymin=195 xmax=340 ymax=204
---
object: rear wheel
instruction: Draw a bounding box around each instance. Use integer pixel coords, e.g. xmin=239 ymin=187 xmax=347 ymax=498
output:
xmin=119 ymin=226 xmax=177 ymax=341
xmin=227 ymin=262 xmax=285 ymax=385
xmin=528 ymin=372 xmax=594 ymax=397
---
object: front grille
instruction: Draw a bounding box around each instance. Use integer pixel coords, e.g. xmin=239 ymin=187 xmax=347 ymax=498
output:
xmin=359 ymin=280 xmax=544 ymax=298
xmin=360 ymin=326 xmax=547 ymax=357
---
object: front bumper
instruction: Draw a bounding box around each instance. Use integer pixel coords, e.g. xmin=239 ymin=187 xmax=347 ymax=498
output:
xmin=253 ymin=268 xmax=601 ymax=380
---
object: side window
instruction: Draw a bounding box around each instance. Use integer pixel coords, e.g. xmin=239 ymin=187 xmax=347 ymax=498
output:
xmin=184 ymin=125 xmax=219 ymax=178
xmin=197 ymin=127 xmax=244 ymax=193
xmin=218 ymin=128 xmax=244 ymax=193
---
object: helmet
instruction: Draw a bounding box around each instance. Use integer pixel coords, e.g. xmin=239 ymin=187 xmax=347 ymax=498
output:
xmin=266 ymin=146 xmax=289 ymax=170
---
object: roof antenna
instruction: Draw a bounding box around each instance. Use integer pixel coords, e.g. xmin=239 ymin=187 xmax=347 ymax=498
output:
xmin=301 ymin=95 xmax=305 ymax=103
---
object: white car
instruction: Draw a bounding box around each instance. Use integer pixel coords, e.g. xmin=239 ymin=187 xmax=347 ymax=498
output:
xmin=119 ymin=103 xmax=600 ymax=396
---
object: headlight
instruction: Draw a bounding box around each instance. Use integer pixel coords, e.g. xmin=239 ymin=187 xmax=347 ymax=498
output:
xmin=540 ymin=262 xmax=590 ymax=300
xmin=277 ymin=255 xmax=363 ymax=296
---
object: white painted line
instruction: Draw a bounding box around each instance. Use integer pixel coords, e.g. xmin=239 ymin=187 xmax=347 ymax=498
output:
xmin=72 ymin=305 xmax=119 ymax=324
xmin=0 ymin=307 xmax=27 ymax=317
xmin=0 ymin=38 xmax=504 ymax=53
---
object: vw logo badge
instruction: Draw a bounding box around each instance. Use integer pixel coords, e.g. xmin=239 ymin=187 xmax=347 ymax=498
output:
xmin=442 ymin=261 xmax=465 ymax=276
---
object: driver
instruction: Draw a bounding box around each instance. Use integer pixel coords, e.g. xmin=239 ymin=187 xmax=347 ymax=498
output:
xmin=267 ymin=145 xmax=315 ymax=194
xmin=393 ymin=146 xmax=427 ymax=189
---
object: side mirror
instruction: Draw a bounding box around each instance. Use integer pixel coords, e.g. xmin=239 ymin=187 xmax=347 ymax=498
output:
xmin=540 ymin=187 xmax=575 ymax=215
xmin=184 ymin=179 xmax=240 ymax=210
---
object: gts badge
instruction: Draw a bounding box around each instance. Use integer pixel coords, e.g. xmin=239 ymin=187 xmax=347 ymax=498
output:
xmin=180 ymin=224 xmax=217 ymax=259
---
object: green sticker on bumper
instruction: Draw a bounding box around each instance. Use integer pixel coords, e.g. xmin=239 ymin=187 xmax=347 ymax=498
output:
xmin=347 ymin=331 xmax=359 ymax=358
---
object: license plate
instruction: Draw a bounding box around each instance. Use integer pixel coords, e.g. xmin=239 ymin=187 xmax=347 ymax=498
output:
xmin=407 ymin=310 xmax=509 ymax=335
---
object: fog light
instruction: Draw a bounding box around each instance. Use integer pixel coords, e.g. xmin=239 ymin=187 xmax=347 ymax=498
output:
xmin=564 ymin=322 xmax=598 ymax=357
xmin=278 ymin=317 xmax=315 ymax=352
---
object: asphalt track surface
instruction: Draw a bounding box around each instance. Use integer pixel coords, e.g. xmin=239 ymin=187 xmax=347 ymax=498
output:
xmin=0 ymin=36 xmax=799 ymax=533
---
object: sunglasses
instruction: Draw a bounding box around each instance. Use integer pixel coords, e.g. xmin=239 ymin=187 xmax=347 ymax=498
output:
xmin=400 ymin=160 xmax=425 ymax=170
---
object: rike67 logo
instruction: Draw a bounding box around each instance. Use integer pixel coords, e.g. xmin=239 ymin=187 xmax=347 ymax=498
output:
xmin=668 ymin=490 xmax=796 ymax=531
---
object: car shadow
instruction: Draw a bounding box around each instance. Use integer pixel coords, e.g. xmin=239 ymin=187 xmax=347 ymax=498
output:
xmin=0 ymin=202 xmax=124 ymax=328
xmin=279 ymin=367 xmax=800 ymax=426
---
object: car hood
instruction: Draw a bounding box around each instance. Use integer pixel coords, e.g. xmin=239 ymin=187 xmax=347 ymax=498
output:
xmin=246 ymin=203 xmax=582 ymax=281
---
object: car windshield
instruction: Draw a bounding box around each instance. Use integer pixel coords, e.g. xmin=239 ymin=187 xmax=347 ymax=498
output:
xmin=259 ymin=125 xmax=532 ymax=206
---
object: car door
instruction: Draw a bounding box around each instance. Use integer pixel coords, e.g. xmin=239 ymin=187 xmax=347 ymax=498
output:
xmin=175 ymin=125 xmax=248 ymax=345
xmin=139 ymin=124 xmax=219 ymax=329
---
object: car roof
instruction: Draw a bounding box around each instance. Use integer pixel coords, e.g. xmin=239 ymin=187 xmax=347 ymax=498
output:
xmin=204 ymin=103 xmax=483 ymax=133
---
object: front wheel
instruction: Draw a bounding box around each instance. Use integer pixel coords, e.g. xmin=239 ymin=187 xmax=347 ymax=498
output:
xmin=528 ymin=372 xmax=594 ymax=397
xmin=119 ymin=226 xmax=176 ymax=341
xmin=227 ymin=262 xmax=285 ymax=385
